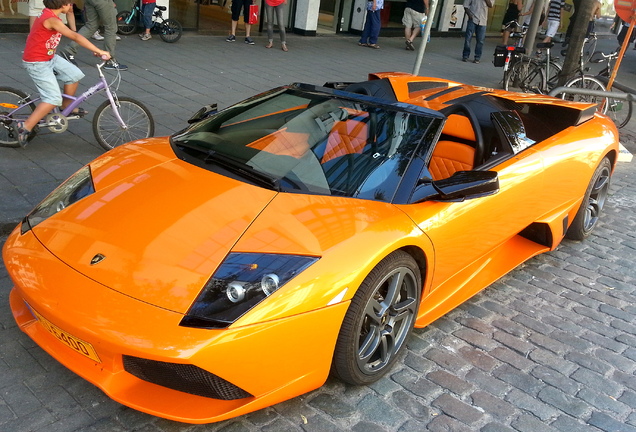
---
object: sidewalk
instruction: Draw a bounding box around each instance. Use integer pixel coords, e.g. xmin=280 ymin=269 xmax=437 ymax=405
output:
xmin=2 ymin=31 xmax=636 ymax=432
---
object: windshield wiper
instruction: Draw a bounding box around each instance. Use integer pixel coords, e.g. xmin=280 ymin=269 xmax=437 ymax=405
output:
xmin=204 ymin=151 xmax=281 ymax=191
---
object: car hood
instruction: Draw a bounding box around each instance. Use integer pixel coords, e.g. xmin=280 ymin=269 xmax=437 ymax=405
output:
xmin=30 ymin=141 xmax=279 ymax=314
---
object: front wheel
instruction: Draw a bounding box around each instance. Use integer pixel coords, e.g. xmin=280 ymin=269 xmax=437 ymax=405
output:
xmin=116 ymin=11 xmax=137 ymax=35
xmin=93 ymin=97 xmax=155 ymax=151
xmin=566 ymin=157 xmax=612 ymax=241
xmin=561 ymin=75 xmax=607 ymax=114
xmin=605 ymin=88 xmax=632 ymax=129
xmin=0 ymin=87 xmax=37 ymax=148
xmin=332 ymin=251 xmax=421 ymax=385
xmin=504 ymin=59 xmax=546 ymax=94
xmin=159 ymin=18 xmax=183 ymax=43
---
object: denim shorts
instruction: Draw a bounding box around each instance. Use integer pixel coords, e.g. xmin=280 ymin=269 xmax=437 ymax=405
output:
xmin=23 ymin=55 xmax=85 ymax=106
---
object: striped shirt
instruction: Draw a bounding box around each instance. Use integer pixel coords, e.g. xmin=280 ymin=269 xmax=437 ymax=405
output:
xmin=547 ymin=0 xmax=564 ymax=21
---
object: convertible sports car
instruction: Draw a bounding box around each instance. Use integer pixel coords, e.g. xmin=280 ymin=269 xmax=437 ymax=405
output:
xmin=3 ymin=73 xmax=619 ymax=423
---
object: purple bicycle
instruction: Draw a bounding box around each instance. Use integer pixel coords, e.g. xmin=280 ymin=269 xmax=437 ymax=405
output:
xmin=0 ymin=61 xmax=154 ymax=150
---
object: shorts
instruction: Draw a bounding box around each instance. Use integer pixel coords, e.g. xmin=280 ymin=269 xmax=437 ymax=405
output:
xmin=545 ymin=19 xmax=560 ymax=38
xmin=402 ymin=7 xmax=425 ymax=28
xmin=29 ymin=0 xmax=68 ymax=23
xmin=23 ymin=55 xmax=85 ymax=106
xmin=231 ymin=0 xmax=253 ymax=22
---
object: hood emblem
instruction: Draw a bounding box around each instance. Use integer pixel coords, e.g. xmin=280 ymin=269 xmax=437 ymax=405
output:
xmin=90 ymin=254 xmax=106 ymax=265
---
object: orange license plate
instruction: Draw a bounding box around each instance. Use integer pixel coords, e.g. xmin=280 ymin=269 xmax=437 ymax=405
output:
xmin=30 ymin=305 xmax=101 ymax=363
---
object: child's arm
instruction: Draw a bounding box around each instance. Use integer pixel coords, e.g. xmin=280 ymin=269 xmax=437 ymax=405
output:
xmin=46 ymin=17 xmax=111 ymax=60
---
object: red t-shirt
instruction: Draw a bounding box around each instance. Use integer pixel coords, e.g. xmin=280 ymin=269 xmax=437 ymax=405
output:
xmin=23 ymin=8 xmax=62 ymax=62
xmin=265 ymin=0 xmax=285 ymax=6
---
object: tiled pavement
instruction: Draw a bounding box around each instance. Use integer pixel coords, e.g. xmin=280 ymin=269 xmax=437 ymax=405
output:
xmin=1 ymin=30 xmax=636 ymax=431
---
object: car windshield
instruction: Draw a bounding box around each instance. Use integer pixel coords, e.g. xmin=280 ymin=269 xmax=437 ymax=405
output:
xmin=171 ymin=87 xmax=437 ymax=202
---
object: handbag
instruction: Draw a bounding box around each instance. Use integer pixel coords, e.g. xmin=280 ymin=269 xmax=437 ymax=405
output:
xmin=248 ymin=4 xmax=259 ymax=24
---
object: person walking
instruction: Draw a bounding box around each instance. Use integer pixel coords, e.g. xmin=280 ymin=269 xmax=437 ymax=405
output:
xmin=226 ymin=0 xmax=256 ymax=45
xmin=264 ymin=0 xmax=287 ymax=51
xmin=462 ymin=0 xmax=493 ymax=63
xmin=139 ymin=0 xmax=157 ymax=41
xmin=500 ymin=0 xmax=522 ymax=45
xmin=402 ymin=0 xmax=428 ymax=51
xmin=358 ymin=0 xmax=384 ymax=49
xmin=542 ymin=0 xmax=565 ymax=46
xmin=59 ymin=0 xmax=126 ymax=70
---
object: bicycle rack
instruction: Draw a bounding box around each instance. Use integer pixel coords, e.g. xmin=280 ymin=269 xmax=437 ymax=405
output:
xmin=549 ymin=87 xmax=636 ymax=102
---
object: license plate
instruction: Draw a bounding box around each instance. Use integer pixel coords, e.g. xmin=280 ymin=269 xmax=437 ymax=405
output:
xmin=29 ymin=305 xmax=101 ymax=363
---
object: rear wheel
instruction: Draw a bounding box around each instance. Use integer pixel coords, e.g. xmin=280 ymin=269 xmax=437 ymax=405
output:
xmin=332 ymin=251 xmax=421 ymax=385
xmin=504 ymin=59 xmax=546 ymax=93
xmin=159 ymin=18 xmax=182 ymax=43
xmin=116 ymin=11 xmax=137 ymax=35
xmin=0 ymin=87 xmax=37 ymax=148
xmin=605 ymin=88 xmax=632 ymax=129
xmin=92 ymin=97 xmax=155 ymax=151
xmin=566 ymin=157 xmax=612 ymax=240
xmin=561 ymin=76 xmax=607 ymax=114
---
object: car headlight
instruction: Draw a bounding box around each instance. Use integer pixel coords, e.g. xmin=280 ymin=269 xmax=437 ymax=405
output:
xmin=22 ymin=166 xmax=95 ymax=234
xmin=180 ymin=253 xmax=319 ymax=329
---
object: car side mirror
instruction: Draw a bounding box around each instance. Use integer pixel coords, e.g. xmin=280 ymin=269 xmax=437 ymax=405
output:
xmin=188 ymin=104 xmax=218 ymax=124
xmin=412 ymin=171 xmax=499 ymax=203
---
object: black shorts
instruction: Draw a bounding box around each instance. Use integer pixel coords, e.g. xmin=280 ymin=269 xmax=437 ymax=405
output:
xmin=231 ymin=0 xmax=253 ymax=22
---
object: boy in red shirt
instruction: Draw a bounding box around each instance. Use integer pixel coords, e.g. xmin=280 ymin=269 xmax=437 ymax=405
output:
xmin=17 ymin=0 xmax=110 ymax=147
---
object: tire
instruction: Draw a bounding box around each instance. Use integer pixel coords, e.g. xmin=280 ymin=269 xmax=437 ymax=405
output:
xmin=605 ymin=88 xmax=632 ymax=129
xmin=504 ymin=59 xmax=546 ymax=94
xmin=116 ymin=11 xmax=137 ymax=35
xmin=562 ymin=76 xmax=607 ymax=114
xmin=566 ymin=157 xmax=612 ymax=241
xmin=92 ymin=97 xmax=155 ymax=151
xmin=0 ymin=87 xmax=37 ymax=148
xmin=332 ymin=251 xmax=421 ymax=385
xmin=159 ymin=18 xmax=182 ymax=43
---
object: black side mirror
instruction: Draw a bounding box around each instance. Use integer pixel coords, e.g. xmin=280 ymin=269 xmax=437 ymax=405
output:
xmin=188 ymin=104 xmax=218 ymax=124
xmin=413 ymin=171 xmax=499 ymax=203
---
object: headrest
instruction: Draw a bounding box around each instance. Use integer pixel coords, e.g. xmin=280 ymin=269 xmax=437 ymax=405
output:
xmin=442 ymin=114 xmax=476 ymax=142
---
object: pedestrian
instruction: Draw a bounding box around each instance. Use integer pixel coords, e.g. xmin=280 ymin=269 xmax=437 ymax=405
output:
xmin=226 ymin=0 xmax=255 ymax=45
xmin=402 ymin=0 xmax=428 ymax=51
xmin=264 ymin=0 xmax=287 ymax=51
xmin=500 ymin=0 xmax=522 ymax=45
xmin=541 ymin=0 xmax=565 ymax=47
xmin=563 ymin=0 xmax=580 ymax=45
xmin=140 ymin=0 xmax=157 ymax=41
xmin=462 ymin=0 xmax=493 ymax=63
xmin=28 ymin=0 xmax=75 ymax=30
xmin=17 ymin=0 xmax=111 ymax=147
xmin=59 ymin=0 xmax=126 ymax=70
xmin=358 ymin=0 xmax=384 ymax=49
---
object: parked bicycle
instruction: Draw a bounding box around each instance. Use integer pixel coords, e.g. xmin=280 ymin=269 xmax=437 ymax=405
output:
xmin=116 ymin=4 xmax=183 ymax=43
xmin=494 ymin=21 xmax=527 ymax=86
xmin=503 ymin=41 xmax=562 ymax=94
xmin=0 ymin=62 xmax=155 ymax=150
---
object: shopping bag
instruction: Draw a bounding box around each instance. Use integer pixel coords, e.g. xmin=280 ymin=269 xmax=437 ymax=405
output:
xmin=248 ymin=4 xmax=258 ymax=24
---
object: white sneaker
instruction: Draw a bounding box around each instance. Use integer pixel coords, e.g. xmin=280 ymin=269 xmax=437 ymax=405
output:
xmin=92 ymin=31 xmax=104 ymax=41
xmin=116 ymin=34 xmax=121 ymax=41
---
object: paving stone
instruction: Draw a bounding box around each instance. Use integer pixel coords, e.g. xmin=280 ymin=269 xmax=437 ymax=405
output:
xmin=504 ymin=388 xmax=558 ymax=422
xmin=511 ymin=414 xmax=560 ymax=432
xmin=426 ymin=414 xmax=474 ymax=431
xmin=576 ymin=387 xmax=631 ymax=416
xmin=470 ymin=391 xmax=515 ymax=421
xmin=391 ymin=370 xmax=439 ymax=399
xmin=431 ymin=393 xmax=483 ymax=425
xmin=593 ymin=347 xmax=636 ymax=372
xmin=261 ymin=418 xmax=302 ymax=432
xmin=512 ymin=314 xmax=553 ymax=336
xmin=493 ymin=331 xmax=533 ymax=356
xmin=489 ymin=347 xmax=535 ymax=371
xmin=308 ymin=394 xmax=355 ymax=419
xmin=465 ymin=368 xmax=510 ymax=398
xmin=391 ymin=390 xmax=430 ymax=421
xmin=423 ymin=347 xmax=470 ymax=373
xmin=491 ymin=318 xmax=530 ymax=338
xmin=355 ymin=394 xmax=404 ymax=427
xmin=565 ymin=352 xmax=612 ymax=375
xmin=457 ymin=346 xmax=499 ymax=372
xmin=571 ymin=368 xmax=622 ymax=398
xmin=550 ymin=415 xmax=601 ymax=432
xmin=453 ymin=328 xmax=499 ymax=351
xmin=549 ymin=330 xmax=594 ymax=351
xmin=480 ymin=422 xmax=516 ymax=432
xmin=537 ymin=387 xmax=588 ymax=417
xmin=300 ymin=414 xmax=341 ymax=432
xmin=587 ymin=411 xmax=636 ymax=432
xmin=396 ymin=419 xmax=428 ymax=431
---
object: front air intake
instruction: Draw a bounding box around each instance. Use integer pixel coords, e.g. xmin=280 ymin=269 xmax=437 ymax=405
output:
xmin=123 ymin=355 xmax=252 ymax=400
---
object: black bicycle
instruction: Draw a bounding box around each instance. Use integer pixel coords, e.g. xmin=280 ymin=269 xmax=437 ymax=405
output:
xmin=116 ymin=4 xmax=182 ymax=43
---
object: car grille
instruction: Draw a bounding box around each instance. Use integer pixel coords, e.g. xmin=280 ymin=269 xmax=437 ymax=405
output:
xmin=122 ymin=355 xmax=252 ymax=400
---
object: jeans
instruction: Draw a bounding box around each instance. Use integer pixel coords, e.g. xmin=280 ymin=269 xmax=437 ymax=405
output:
xmin=23 ymin=55 xmax=85 ymax=106
xmin=265 ymin=3 xmax=286 ymax=43
xmin=65 ymin=0 xmax=118 ymax=59
xmin=462 ymin=20 xmax=486 ymax=60
xmin=142 ymin=3 xmax=156 ymax=30
xmin=359 ymin=9 xmax=381 ymax=45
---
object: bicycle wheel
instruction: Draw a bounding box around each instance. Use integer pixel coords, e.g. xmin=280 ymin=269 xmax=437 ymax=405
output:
xmin=605 ymin=87 xmax=632 ymax=129
xmin=545 ymin=60 xmax=562 ymax=92
xmin=116 ymin=11 xmax=137 ymax=35
xmin=0 ymin=87 xmax=37 ymax=148
xmin=93 ymin=97 xmax=155 ymax=151
xmin=159 ymin=18 xmax=182 ymax=43
xmin=561 ymin=76 xmax=607 ymax=114
xmin=504 ymin=59 xmax=546 ymax=93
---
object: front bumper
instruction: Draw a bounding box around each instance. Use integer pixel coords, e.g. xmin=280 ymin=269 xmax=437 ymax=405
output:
xmin=5 ymin=227 xmax=349 ymax=423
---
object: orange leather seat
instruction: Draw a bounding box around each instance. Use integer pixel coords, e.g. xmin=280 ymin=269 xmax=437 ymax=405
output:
xmin=429 ymin=114 xmax=476 ymax=180
xmin=321 ymin=119 xmax=368 ymax=164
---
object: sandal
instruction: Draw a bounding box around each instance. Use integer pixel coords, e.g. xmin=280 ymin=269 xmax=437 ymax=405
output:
xmin=358 ymin=42 xmax=368 ymax=47
xmin=281 ymin=43 xmax=288 ymax=52
xmin=368 ymin=44 xmax=380 ymax=49
xmin=265 ymin=41 xmax=273 ymax=48
xmin=71 ymin=107 xmax=89 ymax=117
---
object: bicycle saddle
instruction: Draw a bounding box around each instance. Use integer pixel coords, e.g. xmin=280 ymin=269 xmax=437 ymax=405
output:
xmin=536 ymin=42 xmax=554 ymax=49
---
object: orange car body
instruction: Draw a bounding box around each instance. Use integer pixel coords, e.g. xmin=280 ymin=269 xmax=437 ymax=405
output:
xmin=3 ymin=74 xmax=619 ymax=423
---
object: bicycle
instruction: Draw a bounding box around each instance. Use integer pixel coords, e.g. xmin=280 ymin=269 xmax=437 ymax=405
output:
xmin=494 ymin=21 xmax=527 ymax=86
xmin=588 ymin=51 xmax=633 ymax=128
xmin=503 ymin=41 xmax=562 ymax=94
xmin=0 ymin=62 xmax=155 ymax=150
xmin=116 ymin=4 xmax=182 ymax=43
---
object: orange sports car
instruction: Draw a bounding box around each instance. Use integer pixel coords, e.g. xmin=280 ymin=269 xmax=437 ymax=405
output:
xmin=3 ymin=73 xmax=619 ymax=423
